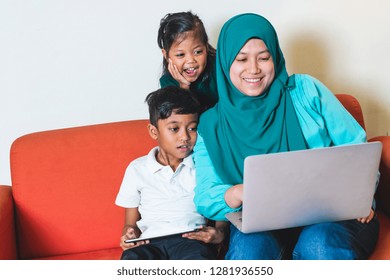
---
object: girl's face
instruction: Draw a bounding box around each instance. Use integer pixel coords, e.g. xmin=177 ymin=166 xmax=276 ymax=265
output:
xmin=163 ymin=31 xmax=207 ymax=83
xmin=229 ymin=39 xmax=275 ymax=97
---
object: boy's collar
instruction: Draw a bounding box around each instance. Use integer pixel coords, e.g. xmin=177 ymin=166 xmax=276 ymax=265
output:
xmin=181 ymin=152 xmax=195 ymax=169
xmin=147 ymin=147 xmax=194 ymax=173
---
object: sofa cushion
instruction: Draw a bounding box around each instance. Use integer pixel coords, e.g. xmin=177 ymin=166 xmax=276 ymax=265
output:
xmin=0 ymin=186 xmax=17 ymax=259
xmin=369 ymin=211 xmax=390 ymax=260
xmin=11 ymin=120 xmax=155 ymax=259
xmin=33 ymin=247 xmax=123 ymax=260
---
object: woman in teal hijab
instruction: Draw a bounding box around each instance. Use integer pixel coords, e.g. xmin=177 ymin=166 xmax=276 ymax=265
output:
xmin=193 ymin=13 xmax=379 ymax=259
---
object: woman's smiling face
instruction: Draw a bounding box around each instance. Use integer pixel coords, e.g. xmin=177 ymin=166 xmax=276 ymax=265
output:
xmin=229 ymin=38 xmax=275 ymax=97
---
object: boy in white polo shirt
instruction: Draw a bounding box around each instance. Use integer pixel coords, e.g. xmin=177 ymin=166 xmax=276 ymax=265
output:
xmin=115 ymin=86 xmax=226 ymax=260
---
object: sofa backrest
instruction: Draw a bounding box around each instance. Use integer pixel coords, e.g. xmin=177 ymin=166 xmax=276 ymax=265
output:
xmin=335 ymin=94 xmax=366 ymax=130
xmin=10 ymin=119 xmax=155 ymax=259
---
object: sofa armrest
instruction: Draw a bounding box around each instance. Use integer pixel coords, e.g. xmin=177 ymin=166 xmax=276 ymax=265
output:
xmin=369 ymin=135 xmax=390 ymax=217
xmin=0 ymin=185 xmax=18 ymax=259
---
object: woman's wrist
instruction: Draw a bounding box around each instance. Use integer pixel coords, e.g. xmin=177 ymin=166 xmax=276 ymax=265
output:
xmin=224 ymin=184 xmax=243 ymax=209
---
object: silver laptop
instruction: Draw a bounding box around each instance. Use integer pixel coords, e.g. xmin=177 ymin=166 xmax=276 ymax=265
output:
xmin=226 ymin=142 xmax=382 ymax=233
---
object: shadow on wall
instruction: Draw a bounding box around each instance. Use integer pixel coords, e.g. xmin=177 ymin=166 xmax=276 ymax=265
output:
xmin=285 ymin=31 xmax=388 ymax=138
xmin=284 ymin=32 xmax=332 ymax=87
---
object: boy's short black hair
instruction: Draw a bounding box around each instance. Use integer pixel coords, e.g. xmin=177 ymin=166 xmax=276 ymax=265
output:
xmin=145 ymin=86 xmax=201 ymax=127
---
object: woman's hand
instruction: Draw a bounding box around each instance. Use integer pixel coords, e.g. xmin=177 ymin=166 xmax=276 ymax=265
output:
xmin=357 ymin=208 xmax=375 ymax=224
xmin=168 ymin=59 xmax=191 ymax=89
xmin=120 ymin=225 xmax=149 ymax=250
xmin=224 ymin=184 xmax=243 ymax=209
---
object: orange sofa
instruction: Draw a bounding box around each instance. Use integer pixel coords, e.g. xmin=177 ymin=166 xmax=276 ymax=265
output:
xmin=0 ymin=94 xmax=389 ymax=260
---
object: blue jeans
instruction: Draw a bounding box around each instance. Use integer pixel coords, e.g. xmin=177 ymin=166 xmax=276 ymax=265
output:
xmin=225 ymin=216 xmax=379 ymax=260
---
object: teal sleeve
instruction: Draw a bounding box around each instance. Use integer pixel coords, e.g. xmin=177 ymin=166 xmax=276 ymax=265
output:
xmin=193 ymin=134 xmax=241 ymax=221
xmin=291 ymin=74 xmax=376 ymax=210
xmin=290 ymin=74 xmax=366 ymax=148
xmin=159 ymin=74 xmax=179 ymax=88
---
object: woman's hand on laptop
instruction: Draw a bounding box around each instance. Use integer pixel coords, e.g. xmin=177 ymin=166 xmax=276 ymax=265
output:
xmin=224 ymin=184 xmax=243 ymax=209
xmin=357 ymin=208 xmax=375 ymax=224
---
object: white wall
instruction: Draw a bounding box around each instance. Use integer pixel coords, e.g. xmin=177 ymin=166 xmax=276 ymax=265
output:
xmin=1 ymin=0 xmax=389 ymax=185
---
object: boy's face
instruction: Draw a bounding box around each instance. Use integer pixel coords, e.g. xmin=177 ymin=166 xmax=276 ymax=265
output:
xmin=148 ymin=112 xmax=198 ymax=167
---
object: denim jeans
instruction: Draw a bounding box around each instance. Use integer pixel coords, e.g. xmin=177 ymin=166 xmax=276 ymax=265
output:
xmin=225 ymin=215 xmax=379 ymax=260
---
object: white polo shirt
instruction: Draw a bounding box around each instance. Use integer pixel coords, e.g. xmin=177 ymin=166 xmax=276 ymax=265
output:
xmin=115 ymin=147 xmax=206 ymax=238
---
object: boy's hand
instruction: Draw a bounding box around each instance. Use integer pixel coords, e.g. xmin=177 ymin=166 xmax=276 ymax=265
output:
xmin=357 ymin=208 xmax=375 ymax=224
xmin=182 ymin=226 xmax=225 ymax=244
xmin=168 ymin=59 xmax=191 ymax=89
xmin=120 ymin=226 xmax=149 ymax=250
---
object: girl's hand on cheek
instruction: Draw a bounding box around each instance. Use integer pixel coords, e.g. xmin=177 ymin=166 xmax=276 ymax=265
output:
xmin=168 ymin=59 xmax=191 ymax=89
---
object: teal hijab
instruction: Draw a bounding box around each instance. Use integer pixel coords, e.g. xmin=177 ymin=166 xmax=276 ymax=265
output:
xmin=198 ymin=13 xmax=307 ymax=184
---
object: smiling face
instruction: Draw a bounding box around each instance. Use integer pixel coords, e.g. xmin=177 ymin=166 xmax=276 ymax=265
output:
xmin=163 ymin=31 xmax=207 ymax=83
xmin=148 ymin=112 xmax=198 ymax=170
xmin=229 ymin=39 xmax=275 ymax=97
